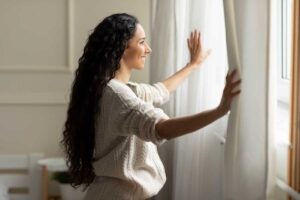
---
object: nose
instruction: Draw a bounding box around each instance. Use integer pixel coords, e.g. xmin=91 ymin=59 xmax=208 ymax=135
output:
xmin=145 ymin=41 xmax=152 ymax=54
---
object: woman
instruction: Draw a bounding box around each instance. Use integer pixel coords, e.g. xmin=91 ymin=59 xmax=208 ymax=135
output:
xmin=62 ymin=13 xmax=241 ymax=200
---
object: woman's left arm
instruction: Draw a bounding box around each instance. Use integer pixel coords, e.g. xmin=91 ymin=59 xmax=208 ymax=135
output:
xmin=161 ymin=30 xmax=211 ymax=93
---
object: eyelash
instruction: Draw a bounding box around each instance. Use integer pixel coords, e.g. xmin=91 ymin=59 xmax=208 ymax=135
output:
xmin=140 ymin=41 xmax=145 ymax=44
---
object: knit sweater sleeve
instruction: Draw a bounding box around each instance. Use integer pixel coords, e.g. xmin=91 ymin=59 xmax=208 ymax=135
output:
xmin=107 ymin=84 xmax=169 ymax=145
xmin=126 ymin=82 xmax=170 ymax=106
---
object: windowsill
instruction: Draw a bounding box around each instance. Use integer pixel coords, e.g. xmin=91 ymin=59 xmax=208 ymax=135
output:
xmin=277 ymin=178 xmax=300 ymax=200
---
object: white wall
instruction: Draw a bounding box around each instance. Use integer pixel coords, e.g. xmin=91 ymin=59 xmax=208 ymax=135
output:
xmin=0 ymin=0 xmax=151 ymax=157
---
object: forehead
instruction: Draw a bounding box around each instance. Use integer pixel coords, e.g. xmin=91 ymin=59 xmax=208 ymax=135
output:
xmin=133 ymin=24 xmax=146 ymax=38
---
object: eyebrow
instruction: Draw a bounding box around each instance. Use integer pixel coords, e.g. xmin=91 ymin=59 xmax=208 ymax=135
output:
xmin=139 ymin=37 xmax=146 ymax=41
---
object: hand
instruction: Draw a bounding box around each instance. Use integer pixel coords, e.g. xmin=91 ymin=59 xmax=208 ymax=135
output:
xmin=187 ymin=30 xmax=211 ymax=68
xmin=217 ymin=69 xmax=241 ymax=116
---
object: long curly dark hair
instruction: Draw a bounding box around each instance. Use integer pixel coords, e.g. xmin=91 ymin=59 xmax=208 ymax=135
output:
xmin=61 ymin=13 xmax=138 ymax=188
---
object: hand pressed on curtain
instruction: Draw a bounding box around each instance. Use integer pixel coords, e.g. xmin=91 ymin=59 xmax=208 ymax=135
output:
xmin=161 ymin=30 xmax=212 ymax=93
xmin=217 ymin=69 xmax=241 ymax=116
xmin=187 ymin=30 xmax=211 ymax=68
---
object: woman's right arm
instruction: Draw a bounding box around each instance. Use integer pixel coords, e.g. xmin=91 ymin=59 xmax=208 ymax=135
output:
xmin=156 ymin=69 xmax=241 ymax=140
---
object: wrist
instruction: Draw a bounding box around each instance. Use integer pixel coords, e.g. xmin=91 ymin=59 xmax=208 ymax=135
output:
xmin=186 ymin=62 xmax=198 ymax=70
xmin=216 ymin=105 xmax=228 ymax=118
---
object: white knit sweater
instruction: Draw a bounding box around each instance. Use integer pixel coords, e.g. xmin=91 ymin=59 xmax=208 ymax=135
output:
xmin=84 ymin=79 xmax=170 ymax=200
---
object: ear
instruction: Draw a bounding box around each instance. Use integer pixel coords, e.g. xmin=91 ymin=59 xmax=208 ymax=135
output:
xmin=122 ymin=48 xmax=128 ymax=57
xmin=122 ymin=47 xmax=129 ymax=60
xmin=119 ymin=55 xmax=125 ymax=65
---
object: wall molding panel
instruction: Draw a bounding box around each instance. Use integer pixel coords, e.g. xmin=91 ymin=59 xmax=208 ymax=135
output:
xmin=0 ymin=93 xmax=68 ymax=105
xmin=0 ymin=0 xmax=75 ymax=73
xmin=0 ymin=0 xmax=75 ymax=104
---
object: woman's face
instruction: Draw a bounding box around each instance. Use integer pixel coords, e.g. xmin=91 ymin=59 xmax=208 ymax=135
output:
xmin=121 ymin=24 xmax=152 ymax=70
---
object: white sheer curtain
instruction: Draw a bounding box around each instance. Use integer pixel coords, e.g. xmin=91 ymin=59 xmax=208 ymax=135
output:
xmin=223 ymin=0 xmax=276 ymax=199
xmin=151 ymin=0 xmax=228 ymax=199
xmin=151 ymin=0 xmax=276 ymax=199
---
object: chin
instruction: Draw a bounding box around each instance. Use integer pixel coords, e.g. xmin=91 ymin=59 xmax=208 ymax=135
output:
xmin=134 ymin=65 xmax=145 ymax=70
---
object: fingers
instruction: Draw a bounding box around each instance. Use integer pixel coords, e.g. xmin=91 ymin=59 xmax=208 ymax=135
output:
xmin=223 ymin=87 xmax=241 ymax=102
xmin=226 ymin=69 xmax=239 ymax=83
xmin=220 ymin=69 xmax=241 ymax=113
xmin=231 ymin=79 xmax=241 ymax=87
xmin=231 ymin=90 xmax=241 ymax=97
xmin=230 ymin=69 xmax=238 ymax=80
xmin=197 ymin=32 xmax=201 ymax=53
xmin=188 ymin=29 xmax=201 ymax=51
xmin=226 ymin=69 xmax=237 ymax=78
xmin=229 ymin=83 xmax=241 ymax=96
xmin=224 ymin=69 xmax=241 ymax=97
xmin=187 ymin=38 xmax=191 ymax=50
xmin=219 ymin=73 xmax=241 ymax=114
xmin=227 ymin=79 xmax=241 ymax=91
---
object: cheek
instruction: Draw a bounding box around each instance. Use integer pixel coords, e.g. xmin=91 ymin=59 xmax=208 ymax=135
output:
xmin=122 ymin=51 xmax=133 ymax=63
xmin=124 ymin=48 xmax=142 ymax=61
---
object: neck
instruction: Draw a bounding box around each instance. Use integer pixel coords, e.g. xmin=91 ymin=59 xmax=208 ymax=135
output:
xmin=114 ymin=65 xmax=132 ymax=84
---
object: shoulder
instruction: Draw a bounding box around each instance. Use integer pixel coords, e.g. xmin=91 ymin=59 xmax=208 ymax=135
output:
xmin=126 ymin=81 xmax=139 ymax=95
xmin=107 ymin=79 xmax=134 ymax=94
xmin=105 ymin=79 xmax=140 ymax=107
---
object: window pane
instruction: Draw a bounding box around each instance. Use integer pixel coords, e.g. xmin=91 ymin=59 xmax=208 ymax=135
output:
xmin=282 ymin=0 xmax=293 ymax=80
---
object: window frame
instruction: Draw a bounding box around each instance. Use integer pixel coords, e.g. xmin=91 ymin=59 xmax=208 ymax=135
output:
xmin=277 ymin=0 xmax=292 ymax=105
xmin=288 ymin=0 xmax=300 ymax=196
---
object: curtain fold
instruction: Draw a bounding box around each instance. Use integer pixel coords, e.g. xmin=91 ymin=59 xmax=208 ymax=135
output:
xmin=266 ymin=1 xmax=277 ymax=198
xmin=223 ymin=0 xmax=276 ymax=199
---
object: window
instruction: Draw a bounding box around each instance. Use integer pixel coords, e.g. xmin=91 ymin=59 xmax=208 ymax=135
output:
xmin=276 ymin=0 xmax=292 ymax=145
xmin=280 ymin=0 xmax=292 ymax=81
xmin=275 ymin=0 xmax=293 ymax=199
xmin=277 ymin=0 xmax=292 ymax=104
xmin=275 ymin=0 xmax=300 ymax=198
